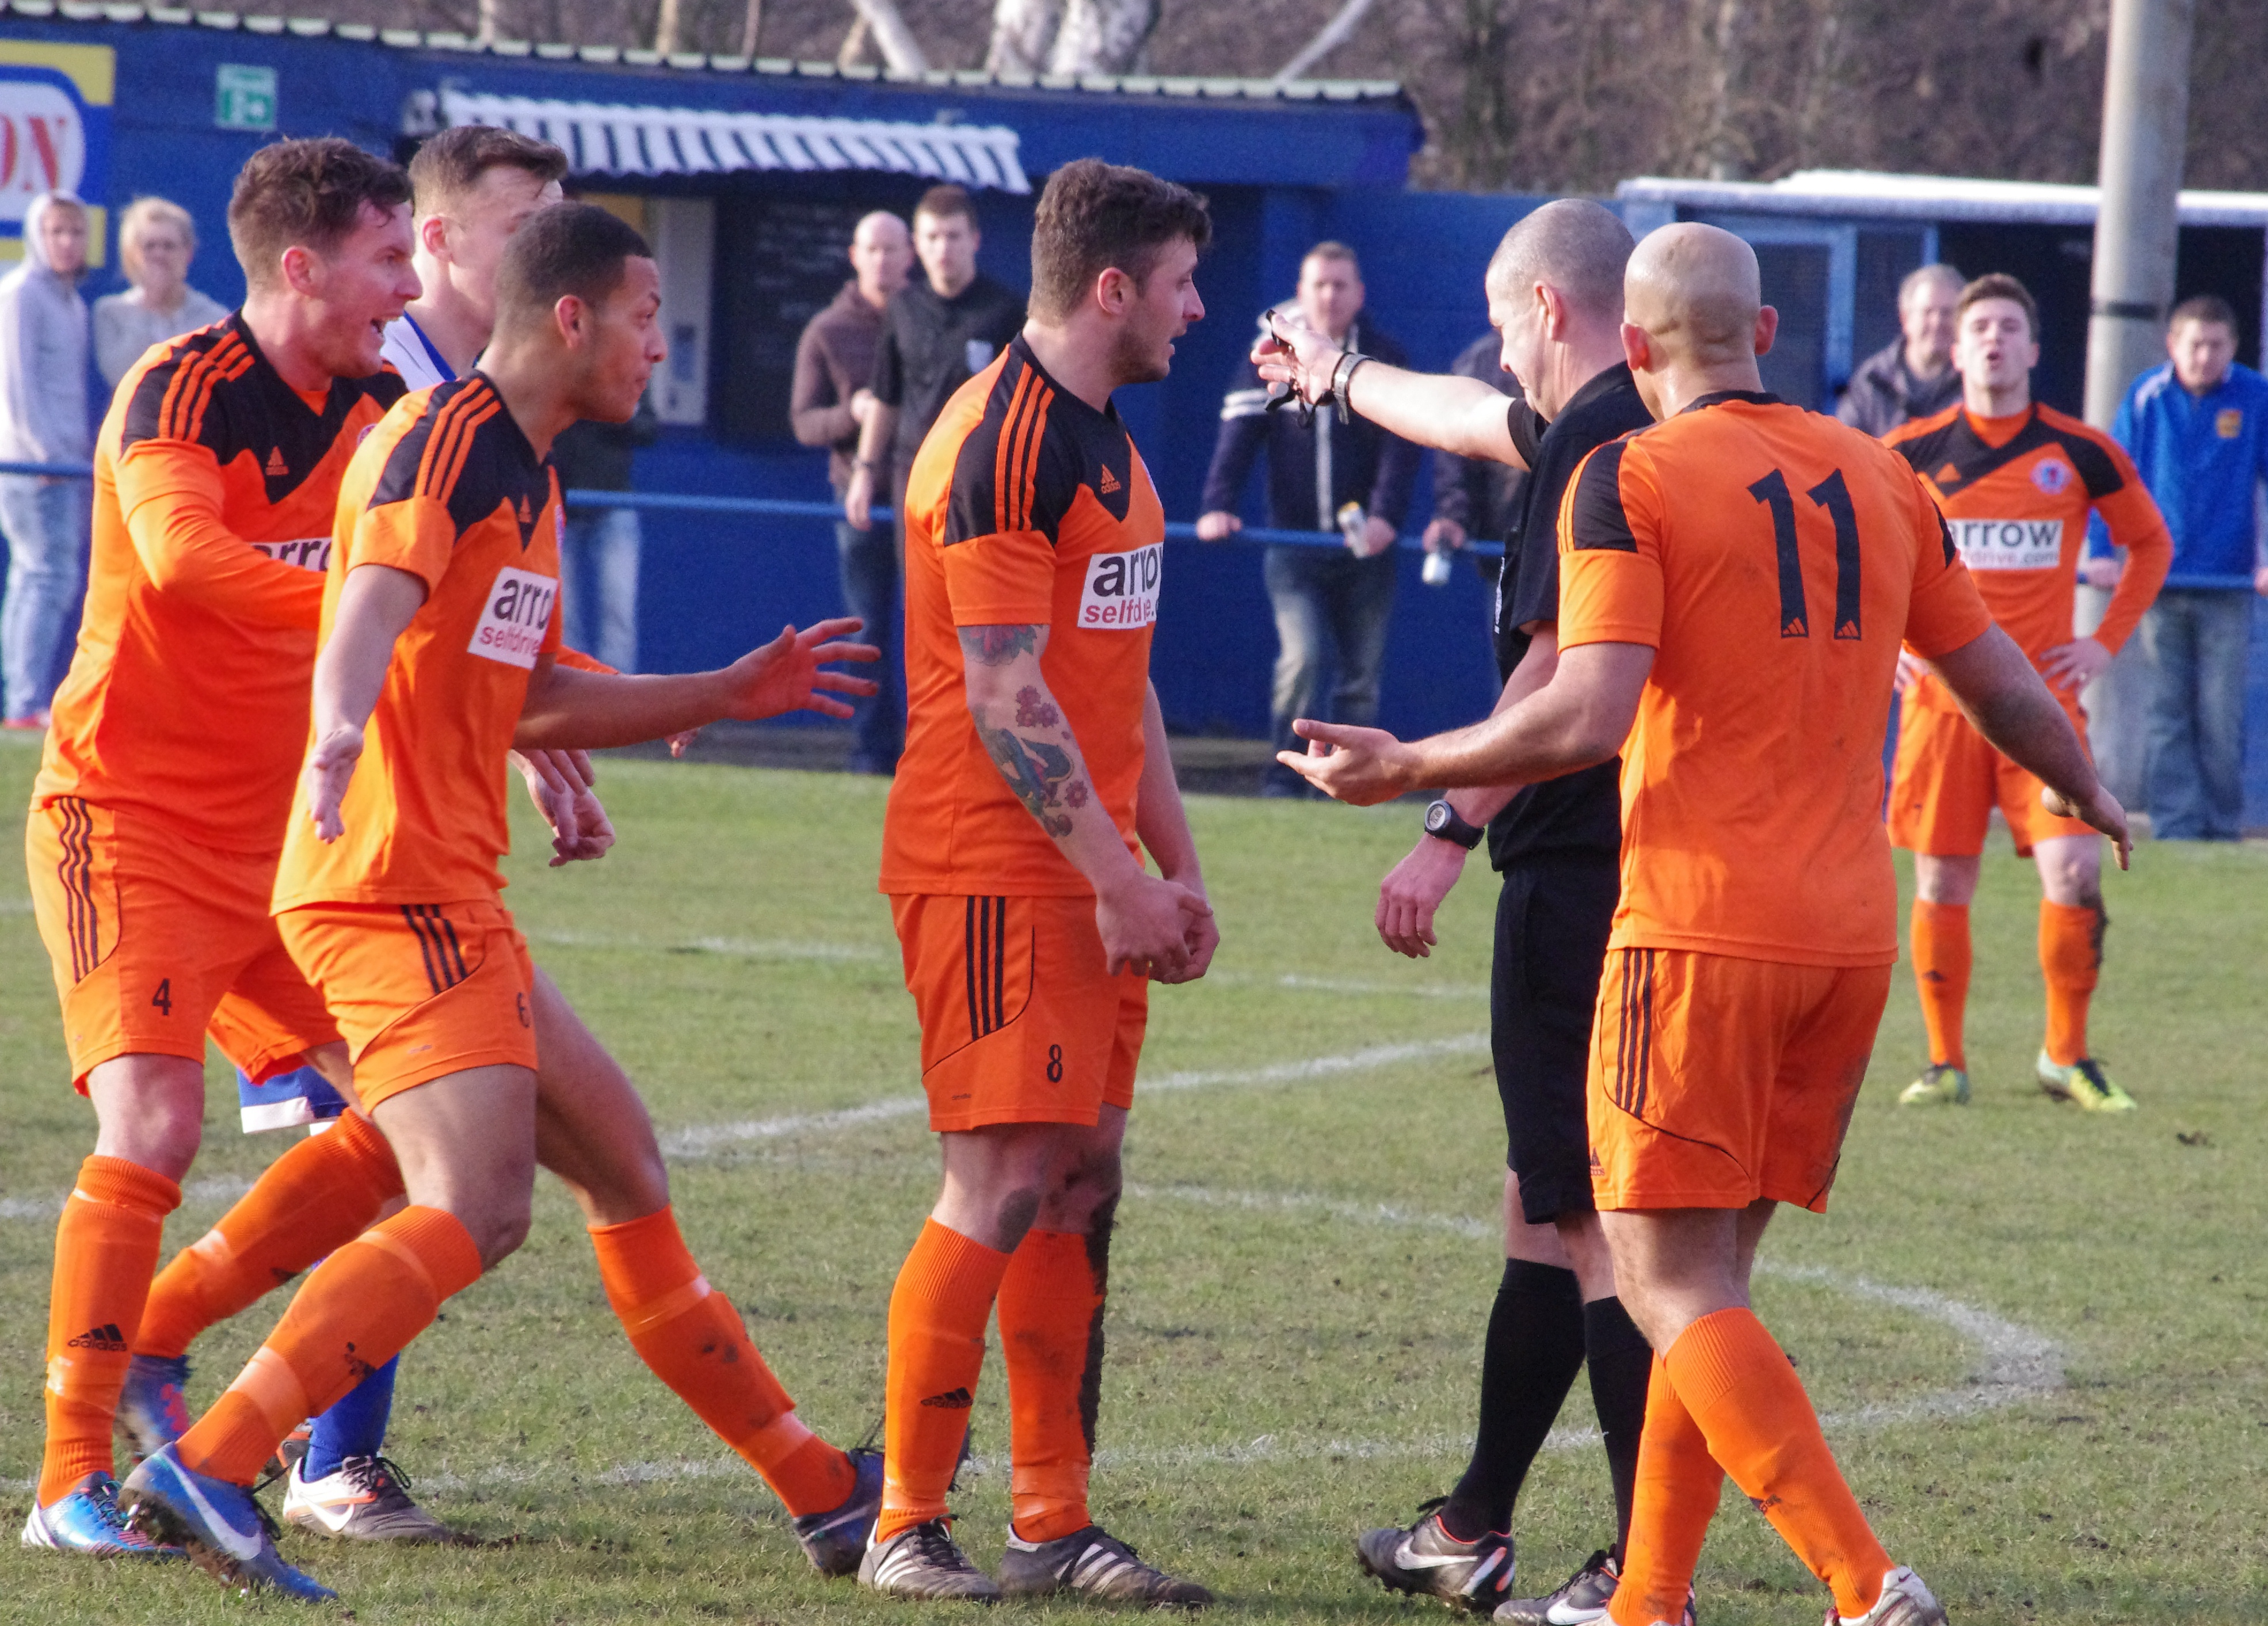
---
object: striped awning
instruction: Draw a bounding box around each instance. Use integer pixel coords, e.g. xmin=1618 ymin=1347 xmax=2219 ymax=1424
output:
xmin=432 ymin=89 xmax=1030 ymax=193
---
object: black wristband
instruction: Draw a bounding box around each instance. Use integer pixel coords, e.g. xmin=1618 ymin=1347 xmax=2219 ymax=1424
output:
xmin=1423 ymin=798 xmax=1486 ymax=850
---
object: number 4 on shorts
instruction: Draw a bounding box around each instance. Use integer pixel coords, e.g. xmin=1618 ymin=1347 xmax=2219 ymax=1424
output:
xmin=151 ymin=978 xmax=173 ymax=1016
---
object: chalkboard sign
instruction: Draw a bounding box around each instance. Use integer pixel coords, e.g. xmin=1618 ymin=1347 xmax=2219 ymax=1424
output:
xmin=712 ymin=180 xmax=917 ymax=447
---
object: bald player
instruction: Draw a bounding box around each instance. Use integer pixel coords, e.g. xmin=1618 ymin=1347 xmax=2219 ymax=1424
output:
xmin=1275 ymin=224 xmax=2128 ymax=1626
xmin=1260 ymin=199 xmax=1658 ymax=1624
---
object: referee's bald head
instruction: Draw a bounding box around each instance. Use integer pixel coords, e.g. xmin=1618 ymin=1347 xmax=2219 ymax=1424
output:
xmin=1485 ymin=199 xmax=1634 ymax=322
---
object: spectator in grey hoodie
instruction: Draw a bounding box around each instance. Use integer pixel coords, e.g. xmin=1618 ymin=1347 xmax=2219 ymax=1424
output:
xmin=0 ymin=191 xmax=93 ymax=726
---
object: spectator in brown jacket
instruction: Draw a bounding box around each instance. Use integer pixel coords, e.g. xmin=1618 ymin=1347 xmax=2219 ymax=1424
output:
xmin=793 ymin=210 xmax=913 ymax=772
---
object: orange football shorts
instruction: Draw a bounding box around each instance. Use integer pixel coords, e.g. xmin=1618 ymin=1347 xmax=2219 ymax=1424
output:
xmin=26 ymin=797 xmax=338 ymax=1090
xmin=1587 ymin=946 xmax=1893 ymax=1213
xmin=1888 ymin=676 xmax=2095 ymax=858
xmin=891 ymin=892 xmax=1147 ymax=1132
xmin=276 ymin=897 xmax=536 ymax=1112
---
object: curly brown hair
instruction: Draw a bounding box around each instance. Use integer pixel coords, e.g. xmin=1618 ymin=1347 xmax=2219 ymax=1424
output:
xmin=228 ymin=138 xmax=411 ymax=288
xmin=1028 ymin=158 xmax=1210 ymax=323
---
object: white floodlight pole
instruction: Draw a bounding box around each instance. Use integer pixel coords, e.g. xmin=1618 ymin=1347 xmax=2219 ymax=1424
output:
xmin=2079 ymin=0 xmax=2196 ymax=805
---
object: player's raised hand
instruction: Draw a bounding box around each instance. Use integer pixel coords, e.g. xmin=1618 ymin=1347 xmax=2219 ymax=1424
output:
xmin=1095 ymin=871 xmax=1208 ymax=980
xmin=1377 ymin=835 xmax=1469 ymax=958
xmin=303 ymin=724 xmax=365 ymax=843
xmin=1251 ymin=311 xmax=1340 ymax=408
xmin=1276 ymin=719 xmax=1421 ymax=806
xmin=721 ymin=618 xmax=880 ymax=722
xmin=2042 ymin=780 xmax=2133 ymax=871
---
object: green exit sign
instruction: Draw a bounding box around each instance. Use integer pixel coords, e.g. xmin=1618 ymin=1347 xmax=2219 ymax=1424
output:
xmin=216 ymin=64 xmax=276 ymax=132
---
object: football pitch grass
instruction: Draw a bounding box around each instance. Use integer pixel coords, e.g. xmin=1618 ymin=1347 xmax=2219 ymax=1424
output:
xmin=0 ymin=738 xmax=2261 ymax=1624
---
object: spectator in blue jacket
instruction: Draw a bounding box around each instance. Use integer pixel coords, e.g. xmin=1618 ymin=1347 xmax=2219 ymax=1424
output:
xmin=1196 ymin=243 xmax=1422 ymax=795
xmin=2092 ymin=294 xmax=2268 ymax=839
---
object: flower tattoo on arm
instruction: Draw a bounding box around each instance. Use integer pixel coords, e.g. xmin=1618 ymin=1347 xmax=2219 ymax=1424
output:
xmin=959 ymin=624 xmax=1039 ymax=667
xmin=1015 ymin=686 xmax=1061 ymax=729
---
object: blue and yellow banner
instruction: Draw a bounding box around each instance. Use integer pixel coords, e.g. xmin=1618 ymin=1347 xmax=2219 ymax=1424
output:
xmin=0 ymin=40 xmax=113 ymax=265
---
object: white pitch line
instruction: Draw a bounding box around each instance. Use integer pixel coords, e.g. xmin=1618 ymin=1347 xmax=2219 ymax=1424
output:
xmin=1127 ymin=1183 xmax=2067 ymax=1430
xmin=527 ymin=927 xmax=889 ymax=962
xmin=0 ymin=1035 xmax=1489 ymax=1213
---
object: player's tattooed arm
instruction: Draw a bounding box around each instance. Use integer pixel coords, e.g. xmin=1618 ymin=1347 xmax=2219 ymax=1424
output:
xmin=983 ymin=728 xmax=1078 ymax=836
xmin=958 ymin=622 xmax=1101 ymax=843
xmin=958 ymin=624 xmax=1039 ymax=666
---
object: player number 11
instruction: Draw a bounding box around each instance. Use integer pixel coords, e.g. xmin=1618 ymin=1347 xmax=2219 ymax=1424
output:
xmin=1748 ymin=468 xmax=1863 ymax=642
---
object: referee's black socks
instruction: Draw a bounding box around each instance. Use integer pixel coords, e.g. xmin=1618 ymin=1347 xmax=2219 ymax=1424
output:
xmin=1440 ymin=1259 xmax=1586 ymax=1541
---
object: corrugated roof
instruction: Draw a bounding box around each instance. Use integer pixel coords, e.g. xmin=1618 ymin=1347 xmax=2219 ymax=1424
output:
xmin=1619 ymin=169 xmax=2268 ymax=229
xmin=1 ymin=0 xmax=1406 ymax=103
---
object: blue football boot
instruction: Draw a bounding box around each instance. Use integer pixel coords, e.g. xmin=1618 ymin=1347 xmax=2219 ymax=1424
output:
xmin=121 ymin=1442 xmax=336 ymax=1601
xmin=20 ymin=1472 xmax=180 ymax=1559
xmin=791 ymin=1445 xmax=884 ymax=1577
xmin=117 ymin=1351 xmax=193 ymax=1463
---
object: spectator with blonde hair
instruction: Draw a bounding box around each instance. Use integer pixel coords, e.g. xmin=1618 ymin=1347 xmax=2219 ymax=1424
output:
xmin=93 ymin=196 xmax=227 ymax=387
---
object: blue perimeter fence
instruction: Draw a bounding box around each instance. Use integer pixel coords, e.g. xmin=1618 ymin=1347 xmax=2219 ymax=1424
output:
xmin=9 ymin=462 xmax=2265 ymax=825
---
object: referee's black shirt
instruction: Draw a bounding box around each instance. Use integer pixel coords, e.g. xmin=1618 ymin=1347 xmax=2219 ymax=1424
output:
xmin=1485 ymin=363 xmax=1655 ymax=870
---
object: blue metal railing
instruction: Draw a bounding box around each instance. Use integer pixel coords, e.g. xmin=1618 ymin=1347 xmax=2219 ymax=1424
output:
xmin=0 ymin=460 xmax=1503 ymax=562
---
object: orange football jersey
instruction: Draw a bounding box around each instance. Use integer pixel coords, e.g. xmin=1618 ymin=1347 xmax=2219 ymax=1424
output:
xmin=1557 ymin=391 xmax=1995 ymax=966
xmin=36 ymin=315 xmax=404 ymax=854
xmin=271 ymin=374 xmax=561 ymax=912
xmin=880 ymin=336 xmax=1164 ymax=898
xmin=1884 ymin=402 xmax=2169 ymax=665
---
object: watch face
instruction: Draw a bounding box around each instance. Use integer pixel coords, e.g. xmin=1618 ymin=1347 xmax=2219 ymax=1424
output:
xmin=1425 ymin=801 xmax=1450 ymax=833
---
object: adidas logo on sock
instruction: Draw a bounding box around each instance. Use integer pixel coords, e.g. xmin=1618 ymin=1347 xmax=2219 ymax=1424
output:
xmin=66 ymin=1323 xmax=128 ymax=1352
xmin=920 ymin=1387 xmax=974 ymax=1409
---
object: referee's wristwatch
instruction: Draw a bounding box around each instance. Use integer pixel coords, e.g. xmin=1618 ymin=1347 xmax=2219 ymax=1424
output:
xmin=1423 ymin=798 xmax=1486 ymax=850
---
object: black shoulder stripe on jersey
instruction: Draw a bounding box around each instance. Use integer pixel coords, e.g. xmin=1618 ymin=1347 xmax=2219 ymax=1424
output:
xmin=368 ymin=376 xmax=549 ymax=549
xmin=943 ymin=349 xmax=1082 ymax=549
xmin=2045 ymin=425 xmax=2124 ymax=501
xmin=1894 ymin=408 xmax=2092 ymax=501
xmin=368 ymin=377 xmax=477 ymax=511
xmin=1565 ymin=439 xmax=1638 ymax=551
xmin=119 ymin=323 xmax=241 ymax=452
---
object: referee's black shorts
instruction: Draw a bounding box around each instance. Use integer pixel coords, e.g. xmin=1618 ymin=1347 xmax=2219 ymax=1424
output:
xmin=1491 ymin=851 xmax=1618 ymax=1225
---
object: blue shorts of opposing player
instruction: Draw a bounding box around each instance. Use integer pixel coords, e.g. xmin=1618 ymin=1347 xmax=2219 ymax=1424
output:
xmin=237 ymin=1064 xmax=399 ymax=1477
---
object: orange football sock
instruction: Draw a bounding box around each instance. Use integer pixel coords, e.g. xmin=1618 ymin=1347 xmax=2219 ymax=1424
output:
xmin=1908 ymin=901 xmax=1970 ymax=1069
xmin=39 ymin=1156 xmax=181 ymax=1505
xmin=998 ymin=1228 xmax=1104 ymax=1544
xmin=1607 ymin=1357 xmax=1725 ymax=1626
xmin=139 ymin=1111 xmax=403 ymax=1360
xmin=588 ymin=1206 xmax=853 ymax=1517
xmin=2039 ymin=900 xmax=2105 ymax=1065
xmin=878 ymin=1219 xmax=1012 ymax=1545
xmin=176 ymin=1206 xmax=481 ymax=1486
xmin=1663 ymin=1309 xmax=1889 ymax=1620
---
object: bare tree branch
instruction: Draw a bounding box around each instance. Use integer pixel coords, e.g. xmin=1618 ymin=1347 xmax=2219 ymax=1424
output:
xmin=836 ymin=11 xmax=870 ymax=64
xmin=739 ymin=0 xmax=764 ymax=57
xmin=1272 ymin=0 xmax=1381 ymax=83
xmin=849 ymin=0 xmax=929 ymax=72
xmin=987 ymin=0 xmax=1062 ymax=73
xmin=1046 ymin=0 xmax=1157 ymax=74
xmin=652 ymin=0 xmax=681 ymax=52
